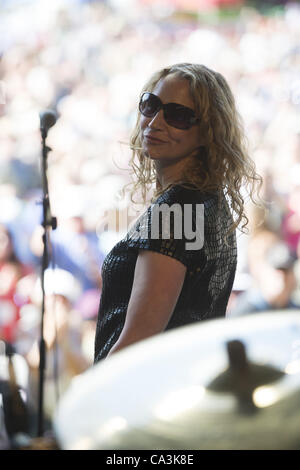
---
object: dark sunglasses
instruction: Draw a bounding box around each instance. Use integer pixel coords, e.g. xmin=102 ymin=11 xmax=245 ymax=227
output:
xmin=139 ymin=92 xmax=200 ymax=130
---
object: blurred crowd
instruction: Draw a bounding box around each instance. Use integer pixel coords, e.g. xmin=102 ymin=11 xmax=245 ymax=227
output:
xmin=0 ymin=0 xmax=300 ymax=445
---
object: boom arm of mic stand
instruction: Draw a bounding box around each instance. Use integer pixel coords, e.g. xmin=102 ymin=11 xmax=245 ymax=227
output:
xmin=37 ymin=134 xmax=57 ymax=438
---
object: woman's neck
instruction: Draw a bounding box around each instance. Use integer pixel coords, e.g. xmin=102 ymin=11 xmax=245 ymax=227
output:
xmin=154 ymin=157 xmax=191 ymax=190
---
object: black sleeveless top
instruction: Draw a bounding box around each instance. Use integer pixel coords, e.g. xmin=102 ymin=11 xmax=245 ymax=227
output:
xmin=94 ymin=185 xmax=237 ymax=362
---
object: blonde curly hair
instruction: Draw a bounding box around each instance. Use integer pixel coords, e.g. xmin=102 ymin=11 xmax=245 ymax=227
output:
xmin=127 ymin=63 xmax=262 ymax=234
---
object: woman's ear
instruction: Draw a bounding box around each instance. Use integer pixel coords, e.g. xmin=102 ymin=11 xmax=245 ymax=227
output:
xmin=197 ymin=119 xmax=210 ymax=147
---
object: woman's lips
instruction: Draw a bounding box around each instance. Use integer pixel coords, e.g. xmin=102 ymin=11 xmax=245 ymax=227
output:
xmin=144 ymin=134 xmax=166 ymax=144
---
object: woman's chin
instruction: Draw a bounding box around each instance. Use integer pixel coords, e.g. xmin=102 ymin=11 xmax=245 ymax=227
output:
xmin=143 ymin=150 xmax=162 ymax=161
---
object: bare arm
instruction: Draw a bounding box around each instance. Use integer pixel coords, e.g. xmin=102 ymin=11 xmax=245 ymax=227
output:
xmin=107 ymin=249 xmax=187 ymax=356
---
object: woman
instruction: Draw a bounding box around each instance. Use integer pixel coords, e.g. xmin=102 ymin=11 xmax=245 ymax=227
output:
xmin=94 ymin=63 xmax=261 ymax=362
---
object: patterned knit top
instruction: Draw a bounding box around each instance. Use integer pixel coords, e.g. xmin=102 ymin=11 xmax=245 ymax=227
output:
xmin=94 ymin=184 xmax=237 ymax=362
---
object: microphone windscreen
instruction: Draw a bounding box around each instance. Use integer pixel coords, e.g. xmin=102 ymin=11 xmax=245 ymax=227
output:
xmin=39 ymin=109 xmax=57 ymax=131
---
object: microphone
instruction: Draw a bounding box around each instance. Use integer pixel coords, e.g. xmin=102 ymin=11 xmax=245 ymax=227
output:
xmin=39 ymin=109 xmax=57 ymax=138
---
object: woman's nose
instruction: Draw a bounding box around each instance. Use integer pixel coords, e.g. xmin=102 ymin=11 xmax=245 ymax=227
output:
xmin=147 ymin=109 xmax=165 ymax=129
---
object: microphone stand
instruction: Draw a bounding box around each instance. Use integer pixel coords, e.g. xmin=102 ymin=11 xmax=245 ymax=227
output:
xmin=37 ymin=125 xmax=57 ymax=437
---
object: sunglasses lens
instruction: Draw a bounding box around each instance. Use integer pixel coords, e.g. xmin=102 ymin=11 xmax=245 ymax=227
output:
xmin=164 ymin=104 xmax=195 ymax=130
xmin=139 ymin=93 xmax=198 ymax=130
xmin=139 ymin=93 xmax=160 ymax=117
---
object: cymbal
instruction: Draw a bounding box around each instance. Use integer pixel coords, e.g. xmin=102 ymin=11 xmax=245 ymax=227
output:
xmin=53 ymin=310 xmax=300 ymax=450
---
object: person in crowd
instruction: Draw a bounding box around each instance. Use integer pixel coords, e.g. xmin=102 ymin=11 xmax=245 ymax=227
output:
xmin=29 ymin=214 xmax=104 ymax=292
xmin=228 ymin=230 xmax=299 ymax=316
xmin=94 ymin=63 xmax=262 ymax=362
xmin=19 ymin=269 xmax=89 ymax=424
xmin=0 ymin=224 xmax=32 ymax=345
xmin=282 ymin=185 xmax=300 ymax=255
